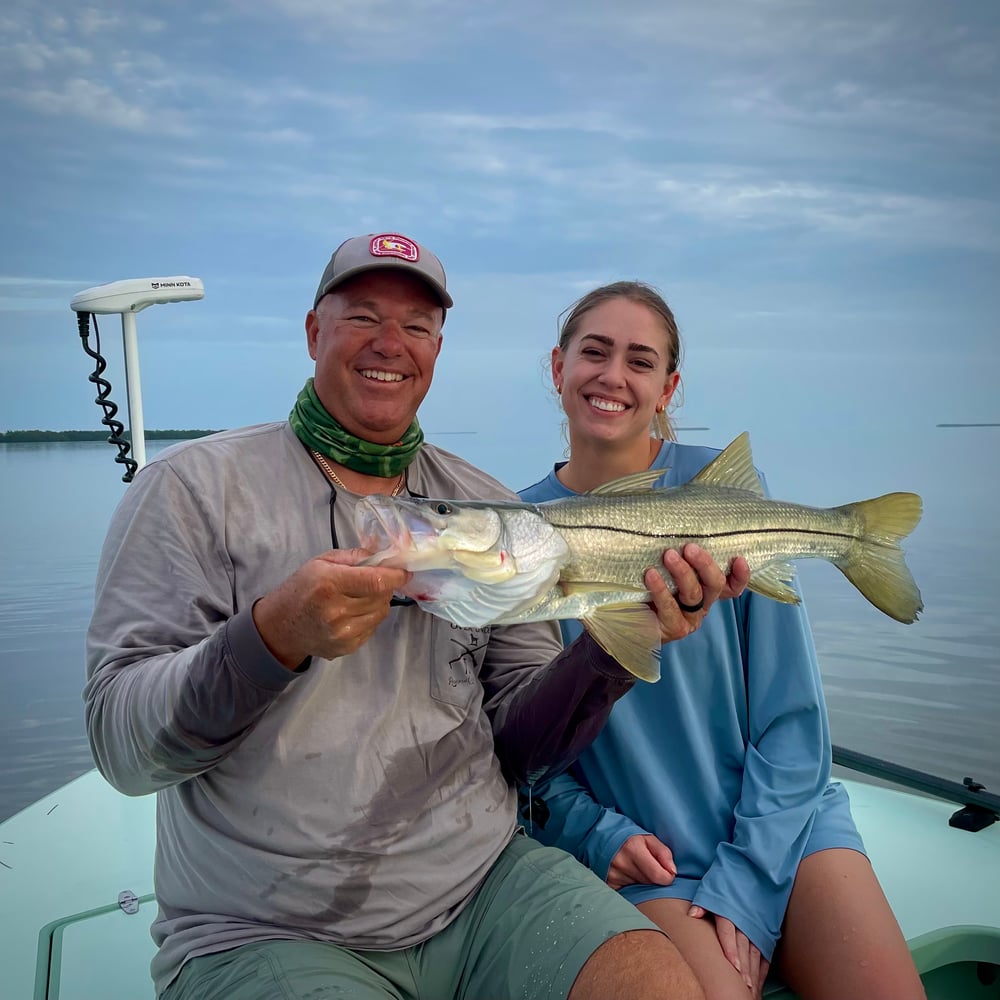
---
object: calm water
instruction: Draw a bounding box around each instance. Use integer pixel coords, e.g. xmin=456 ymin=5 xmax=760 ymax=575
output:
xmin=1 ymin=435 xmax=998 ymax=822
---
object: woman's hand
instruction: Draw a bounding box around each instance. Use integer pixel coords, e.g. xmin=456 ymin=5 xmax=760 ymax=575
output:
xmin=646 ymin=544 xmax=751 ymax=643
xmin=688 ymin=905 xmax=770 ymax=999
xmin=606 ymin=833 xmax=677 ymax=890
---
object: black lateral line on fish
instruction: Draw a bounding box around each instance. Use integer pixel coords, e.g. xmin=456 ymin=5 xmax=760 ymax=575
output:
xmin=552 ymin=523 xmax=856 ymax=543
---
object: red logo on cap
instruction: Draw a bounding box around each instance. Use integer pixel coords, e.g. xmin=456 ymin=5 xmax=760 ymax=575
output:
xmin=370 ymin=234 xmax=420 ymax=262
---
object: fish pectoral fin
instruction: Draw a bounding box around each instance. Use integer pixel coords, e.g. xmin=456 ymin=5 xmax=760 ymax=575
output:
xmin=747 ymin=561 xmax=800 ymax=604
xmin=582 ymin=604 xmax=662 ymax=683
xmin=588 ymin=468 xmax=665 ymax=496
xmin=689 ymin=431 xmax=765 ymax=496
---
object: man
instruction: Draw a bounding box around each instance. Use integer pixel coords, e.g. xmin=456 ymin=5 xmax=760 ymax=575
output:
xmin=86 ymin=232 xmax=747 ymax=1000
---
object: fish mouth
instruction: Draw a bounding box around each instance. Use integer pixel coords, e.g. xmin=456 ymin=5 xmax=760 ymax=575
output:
xmin=355 ymin=495 xmax=514 ymax=586
xmin=356 ymin=495 xmax=432 ymax=556
xmin=356 ymin=495 xmax=492 ymax=569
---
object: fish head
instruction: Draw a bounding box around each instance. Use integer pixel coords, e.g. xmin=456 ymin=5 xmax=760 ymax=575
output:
xmin=355 ymin=494 xmax=571 ymax=626
xmin=357 ymin=495 xmax=516 ymax=581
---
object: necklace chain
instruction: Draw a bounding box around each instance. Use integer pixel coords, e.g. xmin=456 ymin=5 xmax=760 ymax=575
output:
xmin=312 ymin=450 xmax=405 ymax=497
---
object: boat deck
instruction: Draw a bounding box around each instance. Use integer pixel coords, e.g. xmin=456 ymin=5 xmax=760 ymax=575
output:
xmin=2 ymin=769 xmax=998 ymax=999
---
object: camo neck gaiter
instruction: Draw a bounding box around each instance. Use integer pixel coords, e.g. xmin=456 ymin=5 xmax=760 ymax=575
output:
xmin=288 ymin=377 xmax=424 ymax=477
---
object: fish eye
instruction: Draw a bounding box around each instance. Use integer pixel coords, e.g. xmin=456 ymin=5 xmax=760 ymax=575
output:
xmin=434 ymin=502 xmax=452 ymax=515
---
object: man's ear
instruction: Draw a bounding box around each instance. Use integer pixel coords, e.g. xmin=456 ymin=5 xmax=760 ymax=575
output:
xmin=305 ymin=309 xmax=319 ymax=360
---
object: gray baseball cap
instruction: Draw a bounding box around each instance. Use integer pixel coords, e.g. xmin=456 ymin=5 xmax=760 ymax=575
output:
xmin=313 ymin=233 xmax=453 ymax=310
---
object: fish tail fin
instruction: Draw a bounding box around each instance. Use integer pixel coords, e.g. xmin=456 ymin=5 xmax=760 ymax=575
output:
xmin=835 ymin=492 xmax=924 ymax=624
xmin=582 ymin=604 xmax=662 ymax=683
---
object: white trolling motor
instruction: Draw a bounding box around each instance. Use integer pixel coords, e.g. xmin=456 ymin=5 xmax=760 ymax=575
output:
xmin=70 ymin=276 xmax=205 ymax=480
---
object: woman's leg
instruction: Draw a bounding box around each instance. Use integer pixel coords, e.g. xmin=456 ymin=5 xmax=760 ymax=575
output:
xmin=638 ymin=898 xmax=762 ymax=1000
xmin=776 ymin=848 xmax=926 ymax=1000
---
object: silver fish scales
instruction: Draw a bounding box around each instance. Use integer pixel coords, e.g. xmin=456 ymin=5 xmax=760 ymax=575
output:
xmin=357 ymin=432 xmax=923 ymax=681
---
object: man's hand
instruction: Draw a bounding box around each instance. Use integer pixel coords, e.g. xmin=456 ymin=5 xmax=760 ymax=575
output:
xmin=607 ymin=833 xmax=677 ymax=891
xmin=645 ymin=544 xmax=751 ymax=643
xmin=252 ymin=549 xmax=411 ymax=669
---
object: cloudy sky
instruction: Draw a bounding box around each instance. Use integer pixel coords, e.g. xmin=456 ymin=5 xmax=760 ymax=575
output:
xmin=1 ymin=0 xmax=997 ymax=493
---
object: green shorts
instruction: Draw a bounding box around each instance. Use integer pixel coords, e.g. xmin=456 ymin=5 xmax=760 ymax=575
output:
xmin=163 ymin=832 xmax=658 ymax=1000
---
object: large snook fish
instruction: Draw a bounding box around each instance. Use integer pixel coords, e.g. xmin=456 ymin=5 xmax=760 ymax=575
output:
xmin=356 ymin=432 xmax=923 ymax=682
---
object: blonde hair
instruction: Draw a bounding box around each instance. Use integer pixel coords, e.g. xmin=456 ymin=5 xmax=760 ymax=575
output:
xmin=556 ymin=280 xmax=683 ymax=440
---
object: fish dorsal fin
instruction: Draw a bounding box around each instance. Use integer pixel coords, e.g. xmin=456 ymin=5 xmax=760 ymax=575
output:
xmin=690 ymin=432 xmax=764 ymax=495
xmin=589 ymin=468 xmax=665 ymax=496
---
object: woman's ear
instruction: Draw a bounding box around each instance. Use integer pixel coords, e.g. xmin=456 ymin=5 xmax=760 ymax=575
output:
xmin=551 ymin=346 xmax=564 ymax=392
xmin=660 ymin=369 xmax=681 ymax=410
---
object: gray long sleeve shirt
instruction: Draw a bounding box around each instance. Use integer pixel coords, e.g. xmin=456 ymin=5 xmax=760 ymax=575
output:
xmin=84 ymin=422 xmax=634 ymax=995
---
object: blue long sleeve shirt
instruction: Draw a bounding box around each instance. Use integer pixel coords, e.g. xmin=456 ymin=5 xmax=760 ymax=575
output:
xmin=518 ymin=440 xmax=864 ymax=960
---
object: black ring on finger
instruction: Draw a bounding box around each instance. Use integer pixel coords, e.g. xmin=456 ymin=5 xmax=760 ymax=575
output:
xmin=676 ymin=597 xmax=704 ymax=613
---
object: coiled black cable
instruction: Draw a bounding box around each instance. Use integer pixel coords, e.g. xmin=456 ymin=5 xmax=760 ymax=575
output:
xmin=77 ymin=311 xmax=137 ymax=482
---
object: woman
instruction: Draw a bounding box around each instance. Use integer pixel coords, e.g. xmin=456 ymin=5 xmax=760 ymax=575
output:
xmin=519 ymin=281 xmax=925 ymax=1000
